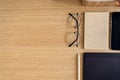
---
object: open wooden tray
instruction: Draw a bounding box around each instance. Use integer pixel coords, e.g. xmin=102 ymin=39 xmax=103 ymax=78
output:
xmin=81 ymin=0 xmax=117 ymax=6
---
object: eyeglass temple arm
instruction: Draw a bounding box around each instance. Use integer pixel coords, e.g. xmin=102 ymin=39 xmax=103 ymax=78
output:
xmin=68 ymin=13 xmax=79 ymax=47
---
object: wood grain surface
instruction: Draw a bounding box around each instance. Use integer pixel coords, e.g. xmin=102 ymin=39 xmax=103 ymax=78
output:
xmin=82 ymin=0 xmax=117 ymax=6
xmin=0 ymin=0 xmax=120 ymax=80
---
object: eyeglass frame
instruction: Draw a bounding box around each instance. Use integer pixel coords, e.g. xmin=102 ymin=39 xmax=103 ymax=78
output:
xmin=67 ymin=13 xmax=80 ymax=47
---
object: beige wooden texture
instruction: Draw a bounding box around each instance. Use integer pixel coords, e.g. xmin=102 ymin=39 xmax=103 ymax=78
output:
xmin=86 ymin=0 xmax=114 ymax=1
xmin=0 ymin=0 xmax=120 ymax=80
xmin=84 ymin=12 xmax=109 ymax=50
xmin=82 ymin=0 xmax=117 ymax=6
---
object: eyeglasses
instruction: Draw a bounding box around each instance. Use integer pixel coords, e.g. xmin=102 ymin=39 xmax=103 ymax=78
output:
xmin=67 ymin=13 xmax=80 ymax=47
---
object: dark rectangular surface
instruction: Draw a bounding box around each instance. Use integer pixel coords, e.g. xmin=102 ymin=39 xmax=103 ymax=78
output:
xmin=84 ymin=52 xmax=120 ymax=80
xmin=111 ymin=12 xmax=120 ymax=50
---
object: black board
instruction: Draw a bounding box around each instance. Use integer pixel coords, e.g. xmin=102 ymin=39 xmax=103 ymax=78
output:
xmin=84 ymin=52 xmax=120 ymax=80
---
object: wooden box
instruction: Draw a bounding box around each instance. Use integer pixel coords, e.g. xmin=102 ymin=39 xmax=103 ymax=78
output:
xmin=81 ymin=0 xmax=117 ymax=6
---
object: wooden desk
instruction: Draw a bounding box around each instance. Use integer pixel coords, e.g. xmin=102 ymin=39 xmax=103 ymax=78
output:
xmin=0 ymin=0 xmax=120 ymax=80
